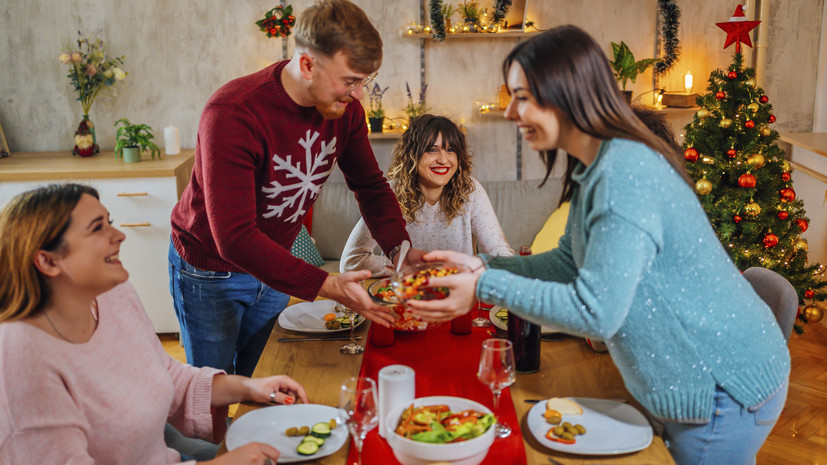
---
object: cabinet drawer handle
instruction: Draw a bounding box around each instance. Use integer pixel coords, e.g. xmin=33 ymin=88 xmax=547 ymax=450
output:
xmin=117 ymin=192 xmax=148 ymax=197
xmin=119 ymin=222 xmax=151 ymax=227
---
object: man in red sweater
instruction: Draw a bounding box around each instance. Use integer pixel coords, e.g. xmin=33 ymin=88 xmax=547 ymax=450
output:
xmin=169 ymin=0 xmax=415 ymax=376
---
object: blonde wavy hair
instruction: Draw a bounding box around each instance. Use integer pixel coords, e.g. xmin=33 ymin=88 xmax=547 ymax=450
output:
xmin=0 ymin=183 xmax=98 ymax=322
xmin=387 ymin=114 xmax=474 ymax=224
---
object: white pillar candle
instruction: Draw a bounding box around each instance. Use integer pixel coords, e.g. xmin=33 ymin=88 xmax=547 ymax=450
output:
xmin=164 ymin=126 xmax=180 ymax=155
xmin=378 ymin=364 xmax=415 ymax=438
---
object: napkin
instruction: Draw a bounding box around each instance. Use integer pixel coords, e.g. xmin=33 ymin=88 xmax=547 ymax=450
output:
xmin=378 ymin=364 xmax=415 ymax=438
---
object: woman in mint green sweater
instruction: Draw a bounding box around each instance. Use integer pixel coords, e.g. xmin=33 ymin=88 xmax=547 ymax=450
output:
xmin=408 ymin=25 xmax=790 ymax=465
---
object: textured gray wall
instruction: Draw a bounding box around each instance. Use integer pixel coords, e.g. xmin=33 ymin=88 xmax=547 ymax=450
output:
xmin=1 ymin=0 xmax=823 ymax=180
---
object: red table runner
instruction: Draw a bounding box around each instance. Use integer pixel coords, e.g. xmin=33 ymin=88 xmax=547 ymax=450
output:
xmin=347 ymin=321 xmax=528 ymax=465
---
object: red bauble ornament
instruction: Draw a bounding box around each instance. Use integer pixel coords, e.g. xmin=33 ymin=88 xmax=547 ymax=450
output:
xmin=727 ymin=71 xmax=738 ymax=79
xmin=781 ymin=172 xmax=791 ymax=181
xmin=777 ymin=211 xmax=789 ymax=220
xmin=804 ymin=289 xmax=815 ymax=299
xmin=738 ymin=173 xmax=757 ymax=188
xmin=797 ymin=219 xmax=809 ymax=232
xmin=744 ymin=120 xmax=755 ymax=129
xmin=780 ymin=188 xmax=796 ymax=202
xmin=733 ymin=215 xmax=742 ymax=224
xmin=684 ymin=147 xmax=699 ymax=162
xmin=726 ymin=148 xmax=737 ymax=158
xmin=763 ymin=233 xmax=779 ymax=248
xmin=716 ymin=91 xmax=726 ymax=100
xmin=760 ymin=95 xmax=769 ymax=104
xmin=768 ymin=115 xmax=776 ymax=123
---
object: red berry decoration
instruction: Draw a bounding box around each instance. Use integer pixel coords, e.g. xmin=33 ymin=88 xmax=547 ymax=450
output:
xmin=804 ymin=289 xmax=815 ymax=299
xmin=733 ymin=215 xmax=742 ymax=224
xmin=797 ymin=218 xmax=808 ymax=232
xmin=726 ymin=148 xmax=737 ymax=158
xmin=777 ymin=211 xmax=789 ymax=220
xmin=760 ymin=95 xmax=769 ymax=104
xmin=781 ymin=172 xmax=791 ymax=181
xmin=727 ymin=71 xmax=738 ymax=79
xmin=779 ymin=188 xmax=796 ymax=202
xmin=738 ymin=173 xmax=757 ymax=188
xmin=684 ymin=147 xmax=699 ymax=162
xmin=768 ymin=115 xmax=776 ymax=123
xmin=763 ymin=233 xmax=779 ymax=248
xmin=744 ymin=120 xmax=755 ymax=129
xmin=716 ymin=91 xmax=726 ymax=100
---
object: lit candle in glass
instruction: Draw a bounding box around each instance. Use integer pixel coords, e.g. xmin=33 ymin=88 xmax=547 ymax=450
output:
xmin=685 ymin=71 xmax=694 ymax=94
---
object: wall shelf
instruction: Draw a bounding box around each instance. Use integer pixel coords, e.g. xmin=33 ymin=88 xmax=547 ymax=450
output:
xmin=403 ymin=30 xmax=539 ymax=40
xmin=368 ymin=130 xmax=404 ymax=140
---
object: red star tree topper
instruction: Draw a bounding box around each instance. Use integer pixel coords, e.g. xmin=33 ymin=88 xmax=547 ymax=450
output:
xmin=716 ymin=4 xmax=761 ymax=53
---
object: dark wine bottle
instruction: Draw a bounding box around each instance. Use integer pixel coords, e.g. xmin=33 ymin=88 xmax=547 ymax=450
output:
xmin=508 ymin=245 xmax=541 ymax=373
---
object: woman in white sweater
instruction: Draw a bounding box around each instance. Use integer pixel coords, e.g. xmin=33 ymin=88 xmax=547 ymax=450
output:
xmin=340 ymin=114 xmax=513 ymax=276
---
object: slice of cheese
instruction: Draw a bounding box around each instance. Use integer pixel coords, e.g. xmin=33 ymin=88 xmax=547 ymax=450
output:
xmin=545 ymin=397 xmax=583 ymax=415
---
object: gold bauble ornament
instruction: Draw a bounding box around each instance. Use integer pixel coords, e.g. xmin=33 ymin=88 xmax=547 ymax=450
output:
xmin=782 ymin=160 xmax=791 ymax=172
xmin=761 ymin=127 xmax=772 ymax=136
xmin=793 ymin=239 xmax=808 ymax=253
xmin=803 ymin=304 xmax=824 ymax=323
xmin=695 ymin=179 xmax=713 ymax=195
xmin=720 ymin=118 xmax=733 ymax=128
xmin=745 ymin=78 xmax=756 ymax=87
xmin=696 ymin=108 xmax=709 ymax=118
xmin=701 ymin=156 xmax=715 ymax=165
xmin=747 ymin=153 xmax=765 ymax=169
xmin=745 ymin=202 xmax=761 ymax=216
xmin=747 ymin=102 xmax=759 ymax=113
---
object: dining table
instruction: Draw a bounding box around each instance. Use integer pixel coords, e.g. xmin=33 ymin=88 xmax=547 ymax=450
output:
xmin=220 ymin=294 xmax=677 ymax=465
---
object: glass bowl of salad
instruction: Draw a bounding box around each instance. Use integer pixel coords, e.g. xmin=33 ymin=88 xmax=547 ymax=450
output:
xmin=386 ymin=396 xmax=496 ymax=465
xmin=367 ymin=278 xmax=440 ymax=332
xmin=389 ymin=261 xmax=463 ymax=303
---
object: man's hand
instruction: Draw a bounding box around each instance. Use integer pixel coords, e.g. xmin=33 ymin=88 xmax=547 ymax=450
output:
xmin=318 ymin=271 xmax=395 ymax=326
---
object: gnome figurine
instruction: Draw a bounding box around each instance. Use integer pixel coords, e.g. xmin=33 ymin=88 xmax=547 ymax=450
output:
xmin=73 ymin=118 xmax=99 ymax=157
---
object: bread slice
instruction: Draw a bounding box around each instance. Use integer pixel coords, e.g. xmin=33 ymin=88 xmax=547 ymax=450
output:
xmin=545 ymin=397 xmax=583 ymax=415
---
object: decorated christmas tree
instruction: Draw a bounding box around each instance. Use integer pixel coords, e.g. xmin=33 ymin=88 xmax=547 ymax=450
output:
xmin=682 ymin=5 xmax=826 ymax=332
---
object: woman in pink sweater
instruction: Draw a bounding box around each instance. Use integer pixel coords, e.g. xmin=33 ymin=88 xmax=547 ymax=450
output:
xmin=0 ymin=183 xmax=308 ymax=465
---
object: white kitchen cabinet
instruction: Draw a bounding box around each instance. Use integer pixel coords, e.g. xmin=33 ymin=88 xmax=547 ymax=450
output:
xmin=0 ymin=150 xmax=195 ymax=333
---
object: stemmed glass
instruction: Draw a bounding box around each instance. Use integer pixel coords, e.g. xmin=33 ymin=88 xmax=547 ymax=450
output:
xmin=338 ymin=376 xmax=379 ymax=465
xmin=472 ymin=301 xmax=493 ymax=328
xmin=337 ymin=303 xmax=364 ymax=354
xmin=477 ymin=338 xmax=516 ymax=438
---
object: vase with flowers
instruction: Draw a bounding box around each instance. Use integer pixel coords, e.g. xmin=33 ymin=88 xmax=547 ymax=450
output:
xmin=365 ymin=82 xmax=388 ymax=133
xmin=404 ymin=82 xmax=429 ymax=125
xmin=59 ymin=33 xmax=126 ymax=157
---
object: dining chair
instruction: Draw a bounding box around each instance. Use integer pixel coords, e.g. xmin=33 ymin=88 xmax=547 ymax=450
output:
xmin=743 ymin=267 xmax=799 ymax=342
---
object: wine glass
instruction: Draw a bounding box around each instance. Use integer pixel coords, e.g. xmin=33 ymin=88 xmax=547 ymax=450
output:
xmin=477 ymin=338 xmax=516 ymax=438
xmin=337 ymin=303 xmax=364 ymax=355
xmin=339 ymin=376 xmax=379 ymax=465
xmin=472 ymin=301 xmax=493 ymax=328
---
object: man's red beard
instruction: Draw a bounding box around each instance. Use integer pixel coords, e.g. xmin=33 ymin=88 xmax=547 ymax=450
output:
xmin=308 ymin=80 xmax=351 ymax=120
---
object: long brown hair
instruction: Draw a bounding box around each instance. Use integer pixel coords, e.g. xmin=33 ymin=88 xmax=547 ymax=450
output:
xmin=502 ymin=25 xmax=691 ymax=204
xmin=388 ymin=114 xmax=474 ymax=223
xmin=0 ymin=183 xmax=99 ymax=322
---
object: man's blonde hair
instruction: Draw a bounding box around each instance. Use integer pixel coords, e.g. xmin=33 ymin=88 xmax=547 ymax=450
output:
xmin=293 ymin=0 xmax=382 ymax=73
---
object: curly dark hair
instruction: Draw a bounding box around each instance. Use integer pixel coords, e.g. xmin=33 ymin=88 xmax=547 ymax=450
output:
xmin=387 ymin=114 xmax=475 ymax=224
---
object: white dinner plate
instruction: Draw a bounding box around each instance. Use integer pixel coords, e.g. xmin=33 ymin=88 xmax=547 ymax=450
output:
xmin=488 ymin=306 xmax=561 ymax=334
xmin=527 ymin=397 xmax=653 ymax=455
xmin=226 ymin=404 xmax=347 ymax=463
xmin=277 ymin=300 xmax=365 ymax=333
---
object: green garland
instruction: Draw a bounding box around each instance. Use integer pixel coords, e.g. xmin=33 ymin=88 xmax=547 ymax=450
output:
xmin=492 ymin=0 xmax=513 ymax=26
xmin=655 ymin=0 xmax=680 ymax=74
xmin=430 ymin=0 xmax=446 ymax=41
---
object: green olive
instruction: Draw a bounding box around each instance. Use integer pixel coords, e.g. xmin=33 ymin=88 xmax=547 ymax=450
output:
xmin=559 ymin=431 xmax=575 ymax=440
xmin=328 ymin=418 xmax=337 ymax=429
xmin=575 ymin=424 xmax=586 ymax=435
xmin=325 ymin=319 xmax=341 ymax=330
xmin=285 ymin=427 xmax=298 ymax=437
xmin=561 ymin=421 xmax=573 ymax=429
xmin=552 ymin=426 xmax=565 ymax=436
xmin=297 ymin=426 xmax=310 ymax=436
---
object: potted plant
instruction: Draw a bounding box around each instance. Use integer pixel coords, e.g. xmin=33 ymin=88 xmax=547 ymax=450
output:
xmin=608 ymin=41 xmax=658 ymax=103
xmin=441 ymin=3 xmax=456 ymax=29
xmin=365 ymin=83 xmax=388 ymax=133
xmin=403 ymin=82 xmax=429 ymax=125
xmin=114 ymin=118 xmax=160 ymax=163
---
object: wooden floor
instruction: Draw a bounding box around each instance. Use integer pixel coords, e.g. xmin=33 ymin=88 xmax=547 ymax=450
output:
xmin=159 ymin=322 xmax=827 ymax=464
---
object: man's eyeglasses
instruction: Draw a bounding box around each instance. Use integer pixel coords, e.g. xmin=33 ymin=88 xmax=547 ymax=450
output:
xmin=309 ymin=55 xmax=378 ymax=92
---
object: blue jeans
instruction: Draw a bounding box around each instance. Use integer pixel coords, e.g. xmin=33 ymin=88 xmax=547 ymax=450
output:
xmin=663 ymin=380 xmax=788 ymax=465
xmin=168 ymin=242 xmax=290 ymax=376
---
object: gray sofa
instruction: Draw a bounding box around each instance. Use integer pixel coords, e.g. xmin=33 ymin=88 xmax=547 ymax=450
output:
xmin=309 ymin=179 xmax=565 ymax=272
